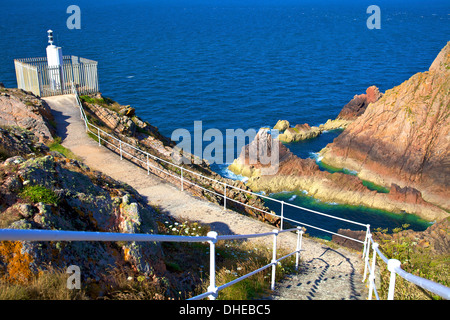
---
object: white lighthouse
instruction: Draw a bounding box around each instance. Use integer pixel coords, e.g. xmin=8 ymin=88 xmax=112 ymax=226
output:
xmin=46 ymin=30 xmax=64 ymax=91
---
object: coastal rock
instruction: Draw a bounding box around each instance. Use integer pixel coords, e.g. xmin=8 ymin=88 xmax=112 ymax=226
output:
xmin=0 ymin=129 xmax=166 ymax=282
xmin=87 ymin=103 xmax=136 ymax=135
xmin=320 ymin=42 xmax=450 ymax=213
xmin=274 ymin=86 xmax=381 ymax=143
xmin=278 ymin=124 xmax=322 ymax=143
xmin=228 ymin=108 xmax=448 ymax=221
xmin=273 ymin=120 xmax=290 ymax=131
xmin=0 ymin=88 xmax=54 ymax=142
xmin=337 ymin=85 xmax=382 ymax=120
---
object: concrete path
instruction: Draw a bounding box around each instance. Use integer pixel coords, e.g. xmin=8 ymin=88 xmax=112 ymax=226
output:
xmin=44 ymin=94 xmax=368 ymax=300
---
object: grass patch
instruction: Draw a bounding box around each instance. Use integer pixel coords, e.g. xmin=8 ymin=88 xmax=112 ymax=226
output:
xmin=48 ymin=137 xmax=81 ymax=160
xmin=19 ymin=185 xmax=59 ymax=205
xmin=80 ymin=95 xmax=119 ymax=112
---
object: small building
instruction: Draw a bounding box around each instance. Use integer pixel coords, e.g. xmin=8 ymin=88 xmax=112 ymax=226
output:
xmin=14 ymin=30 xmax=99 ymax=97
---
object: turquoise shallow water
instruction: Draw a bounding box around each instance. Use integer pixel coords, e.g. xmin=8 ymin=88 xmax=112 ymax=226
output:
xmin=1 ymin=0 xmax=447 ymax=238
xmin=213 ymin=129 xmax=432 ymax=240
xmin=266 ymin=190 xmax=431 ymax=240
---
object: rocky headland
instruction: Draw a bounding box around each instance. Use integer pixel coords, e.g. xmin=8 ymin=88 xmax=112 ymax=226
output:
xmin=320 ymin=41 xmax=450 ymax=215
xmin=228 ymin=43 xmax=450 ymax=223
xmin=0 ymin=86 xmax=281 ymax=298
xmin=272 ymin=85 xmax=383 ymax=143
xmin=0 ymin=88 xmax=173 ymax=296
xmin=78 ymin=94 xmax=279 ymax=227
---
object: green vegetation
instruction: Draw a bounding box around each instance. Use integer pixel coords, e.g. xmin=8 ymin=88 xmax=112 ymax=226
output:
xmin=19 ymin=185 xmax=59 ymax=205
xmin=79 ymin=95 xmax=114 ymax=106
xmin=374 ymin=223 xmax=449 ymax=300
xmin=318 ymin=160 xmax=357 ymax=176
xmin=80 ymin=95 xmax=119 ymax=112
xmin=362 ymin=179 xmax=390 ymax=193
xmin=0 ymin=265 xmax=88 ymax=300
xmin=158 ymin=219 xmax=297 ymax=300
xmin=48 ymin=137 xmax=80 ymax=160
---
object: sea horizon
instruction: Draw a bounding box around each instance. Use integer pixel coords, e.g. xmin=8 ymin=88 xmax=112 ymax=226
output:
xmin=1 ymin=0 xmax=448 ymax=237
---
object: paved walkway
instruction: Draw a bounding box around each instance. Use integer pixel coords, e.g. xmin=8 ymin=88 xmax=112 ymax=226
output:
xmin=44 ymin=94 xmax=368 ymax=300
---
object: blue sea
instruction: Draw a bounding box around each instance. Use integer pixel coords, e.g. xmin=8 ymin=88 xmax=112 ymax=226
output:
xmin=1 ymin=0 xmax=449 ymax=238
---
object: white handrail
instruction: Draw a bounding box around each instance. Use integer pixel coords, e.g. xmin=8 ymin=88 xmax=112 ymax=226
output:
xmin=71 ymin=84 xmax=367 ymax=245
xmin=364 ymin=229 xmax=450 ymax=300
xmin=63 ymin=84 xmax=450 ymax=300
xmin=0 ymin=227 xmax=304 ymax=300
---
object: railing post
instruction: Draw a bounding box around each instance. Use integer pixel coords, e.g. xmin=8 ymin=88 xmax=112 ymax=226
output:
xmin=271 ymin=229 xmax=279 ymax=290
xmin=363 ymin=233 xmax=372 ymax=282
xmin=120 ymin=141 xmax=122 ymax=160
xmin=280 ymin=201 xmax=284 ymax=231
xmin=387 ymin=259 xmax=401 ymax=300
xmin=146 ymin=154 xmax=149 ymax=175
xmin=362 ymin=224 xmax=370 ymax=261
xmin=223 ymin=183 xmax=227 ymax=211
xmin=97 ymin=127 xmax=101 ymax=146
xmin=368 ymin=242 xmax=378 ymax=300
xmin=181 ymin=167 xmax=184 ymax=191
xmin=295 ymin=227 xmax=303 ymax=271
xmin=207 ymin=231 xmax=218 ymax=300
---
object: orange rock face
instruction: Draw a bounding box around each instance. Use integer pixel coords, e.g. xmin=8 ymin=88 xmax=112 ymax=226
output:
xmin=320 ymin=42 xmax=450 ymax=212
xmin=337 ymin=85 xmax=383 ymax=120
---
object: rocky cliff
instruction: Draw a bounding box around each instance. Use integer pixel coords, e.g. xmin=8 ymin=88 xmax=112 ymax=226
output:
xmin=228 ymin=43 xmax=450 ymax=222
xmin=0 ymin=89 xmax=204 ymax=298
xmin=0 ymin=85 xmax=55 ymax=142
xmin=229 ymin=129 xmax=447 ymax=221
xmin=320 ymin=42 xmax=450 ymax=212
xmin=336 ymin=85 xmax=383 ymax=120
xmin=80 ymin=94 xmax=280 ymax=226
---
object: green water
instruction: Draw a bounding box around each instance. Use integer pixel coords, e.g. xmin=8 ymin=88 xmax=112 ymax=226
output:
xmin=267 ymin=130 xmax=431 ymax=239
xmin=264 ymin=190 xmax=431 ymax=241
xmin=218 ymin=130 xmax=433 ymax=240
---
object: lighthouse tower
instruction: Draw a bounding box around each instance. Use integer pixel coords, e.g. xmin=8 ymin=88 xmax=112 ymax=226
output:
xmin=46 ymin=30 xmax=64 ymax=91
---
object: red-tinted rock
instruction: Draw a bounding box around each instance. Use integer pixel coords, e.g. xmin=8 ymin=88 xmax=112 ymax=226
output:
xmin=337 ymin=85 xmax=383 ymax=120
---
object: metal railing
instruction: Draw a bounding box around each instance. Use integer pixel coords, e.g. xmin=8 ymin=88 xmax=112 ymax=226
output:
xmin=5 ymin=84 xmax=444 ymax=300
xmin=0 ymin=227 xmax=304 ymax=300
xmin=14 ymin=56 xmax=98 ymax=97
xmin=363 ymin=228 xmax=450 ymax=300
xmin=72 ymin=86 xmax=369 ymax=243
xmin=68 ymin=86 xmax=450 ymax=300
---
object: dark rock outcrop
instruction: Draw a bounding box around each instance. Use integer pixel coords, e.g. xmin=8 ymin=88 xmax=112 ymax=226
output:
xmin=337 ymin=85 xmax=383 ymax=120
